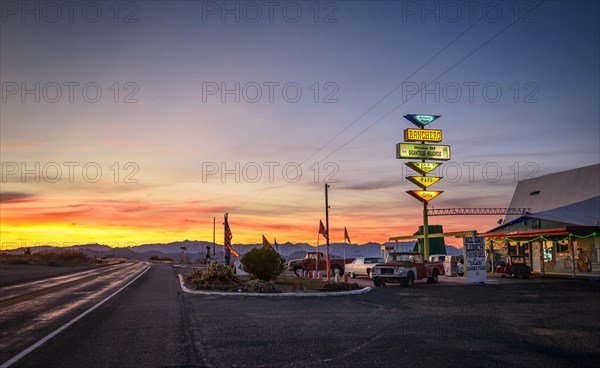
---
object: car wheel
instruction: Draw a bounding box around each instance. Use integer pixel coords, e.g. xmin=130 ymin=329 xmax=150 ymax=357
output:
xmin=293 ymin=267 xmax=305 ymax=277
xmin=331 ymin=266 xmax=344 ymax=276
xmin=402 ymin=272 xmax=414 ymax=287
xmin=373 ymin=277 xmax=383 ymax=287
xmin=522 ymin=274 xmax=530 ymax=279
xmin=428 ymin=270 xmax=439 ymax=284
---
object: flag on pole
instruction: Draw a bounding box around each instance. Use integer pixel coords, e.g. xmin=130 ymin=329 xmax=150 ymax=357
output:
xmin=344 ymin=227 xmax=351 ymax=244
xmin=319 ymin=219 xmax=328 ymax=240
xmin=262 ymin=235 xmax=272 ymax=249
xmin=224 ymin=213 xmax=239 ymax=258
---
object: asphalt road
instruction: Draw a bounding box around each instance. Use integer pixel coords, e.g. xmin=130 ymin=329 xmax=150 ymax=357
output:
xmin=7 ymin=263 xmax=600 ymax=368
xmin=0 ymin=262 xmax=149 ymax=366
xmin=0 ymin=264 xmax=100 ymax=287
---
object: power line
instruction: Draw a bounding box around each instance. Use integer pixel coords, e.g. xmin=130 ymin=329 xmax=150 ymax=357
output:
xmin=318 ymin=0 xmax=545 ymax=163
xmin=295 ymin=0 xmax=506 ymax=168
xmin=234 ymin=1 xmax=514 ymax=210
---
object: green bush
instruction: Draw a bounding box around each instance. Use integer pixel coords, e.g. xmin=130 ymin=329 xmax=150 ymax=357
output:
xmin=184 ymin=263 xmax=240 ymax=290
xmin=240 ymin=248 xmax=285 ymax=282
xmin=244 ymin=279 xmax=279 ymax=293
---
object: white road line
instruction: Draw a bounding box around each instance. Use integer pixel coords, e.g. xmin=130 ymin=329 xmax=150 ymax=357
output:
xmin=0 ymin=263 xmax=151 ymax=368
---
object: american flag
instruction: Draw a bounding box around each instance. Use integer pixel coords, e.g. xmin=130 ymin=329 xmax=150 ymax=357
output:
xmin=262 ymin=235 xmax=272 ymax=249
xmin=319 ymin=219 xmax=328 ymax=240
xmin=224 ymin=213 xmax=238 ymax=258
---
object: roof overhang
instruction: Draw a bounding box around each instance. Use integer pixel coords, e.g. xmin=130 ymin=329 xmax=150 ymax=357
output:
xmin=481 ymin=226 xmax=599 ymax=239
xmin=389 ymin=230 xmax=478 ymax=242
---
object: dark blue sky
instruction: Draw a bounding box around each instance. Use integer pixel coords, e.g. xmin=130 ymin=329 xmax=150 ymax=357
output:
xmin=1 ymin=1 xmax=599 ymax=245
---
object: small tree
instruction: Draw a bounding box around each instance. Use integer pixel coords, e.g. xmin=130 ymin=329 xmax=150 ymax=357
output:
xmin=240 ymin=248 xmax=285 ymax=282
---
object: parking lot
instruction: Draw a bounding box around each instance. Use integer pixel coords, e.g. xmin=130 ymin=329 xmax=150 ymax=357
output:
xmin=179 ymin=271 xmax=600 ymax=367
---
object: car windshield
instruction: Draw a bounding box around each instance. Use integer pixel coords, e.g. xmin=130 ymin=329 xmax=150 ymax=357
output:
xmin=512 ymin=257 xmax=525 ymax=264
xmin=365 ymin=258 xmax=382 ymax=264
xmin=388 ymin=254 xmax=414 ymax=262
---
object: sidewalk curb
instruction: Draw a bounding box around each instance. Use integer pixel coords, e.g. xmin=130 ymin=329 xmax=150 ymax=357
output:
xmin=178 ymin=274 xmax=372 ymax=297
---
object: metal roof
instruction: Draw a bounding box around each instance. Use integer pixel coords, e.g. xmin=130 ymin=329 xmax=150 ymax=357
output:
xmin=503 ymin=163 xmax=600 ymax=224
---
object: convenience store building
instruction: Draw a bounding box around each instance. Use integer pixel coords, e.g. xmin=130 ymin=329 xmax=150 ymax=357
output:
xmin=482 ymin=164 xmax=600 ymax=276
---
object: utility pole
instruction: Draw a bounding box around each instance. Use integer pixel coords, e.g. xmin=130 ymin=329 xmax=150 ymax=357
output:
xmin=325 ymin=183 xmax=331 ymax=281
xmin=213 ymin=216 xmax=216 ymax=257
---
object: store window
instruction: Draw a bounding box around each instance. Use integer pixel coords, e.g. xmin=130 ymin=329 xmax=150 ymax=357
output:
xmin=556 ymin=240 xmax=570 ymax=254
xmin=508 ymin=242 xmax=517 ymax=255
xmin=543 ymin=242 xmax=554 ymax=262
xmin=520 ymin=242 xmax=529 ymax=256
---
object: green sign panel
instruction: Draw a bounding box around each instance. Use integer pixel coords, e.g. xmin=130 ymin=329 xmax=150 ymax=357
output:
xmin=405 ymin=162 xmax=442 ymax=175
xmin=404 ymin=114 xmax=441 ymax=128
xmin=396 ymin=143 xmax=451 ymax=161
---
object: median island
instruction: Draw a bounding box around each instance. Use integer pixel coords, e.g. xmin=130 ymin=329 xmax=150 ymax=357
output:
xmin=181 ymin=248 xmax=368 ymax=295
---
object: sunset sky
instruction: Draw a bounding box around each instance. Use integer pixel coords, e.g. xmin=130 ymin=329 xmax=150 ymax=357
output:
xmin=1 ymin=1 xmax=599 ymax=250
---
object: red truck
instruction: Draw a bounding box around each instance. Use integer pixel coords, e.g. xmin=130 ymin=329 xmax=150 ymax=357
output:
xmin=371 ymin=252 xmax=444 ymax=287
xmin=495 ymin=255 xmax=531 ymax=279
xmin=287 ymin=252 xmax=354 ymax=276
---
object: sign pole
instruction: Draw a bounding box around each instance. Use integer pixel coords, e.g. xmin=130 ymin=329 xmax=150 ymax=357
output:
xmin=420 ymin=123 xmax=428 ymax=260
xmin=423 ymin=201 xmax=429 ymax=259
xmin=399 ymin=114 xmax=447 ymax=260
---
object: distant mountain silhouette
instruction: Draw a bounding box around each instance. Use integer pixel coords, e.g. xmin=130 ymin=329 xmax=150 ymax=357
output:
xmin=2 ymin=239 xmax=463 ymax=261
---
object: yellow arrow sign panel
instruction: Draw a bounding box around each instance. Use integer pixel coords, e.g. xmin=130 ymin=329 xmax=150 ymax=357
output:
xmin=406 ymin=176 xmax=442 ymax=189
xmin=405 ymin=162 xmax=442 ymax=175
xmin=404 ymin=128 xmax=442 ymax=143
xmin=406 ymin=190 xmax=443 ymax=203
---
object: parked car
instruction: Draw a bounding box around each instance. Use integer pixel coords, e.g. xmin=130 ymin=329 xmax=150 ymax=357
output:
xmin=372 ymin=252 xmax=444 ymax=287
xmin=345 ymin=257 xmax=383 ymax=278
xmin=286 ymin=252 xmax=354 ymax=276
xmin=495 ymin=255 xmax=531 ymax=278
xmin=429 ymin=254 xmax=447 ymax=263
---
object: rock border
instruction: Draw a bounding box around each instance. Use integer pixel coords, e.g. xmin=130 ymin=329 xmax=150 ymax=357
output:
xmin=178 ymin=274 xmax=372 ymax=297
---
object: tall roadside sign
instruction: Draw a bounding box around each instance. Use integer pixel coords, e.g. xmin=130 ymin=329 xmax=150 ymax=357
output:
xmin=397 ymin=114 xmax=449 ymax=259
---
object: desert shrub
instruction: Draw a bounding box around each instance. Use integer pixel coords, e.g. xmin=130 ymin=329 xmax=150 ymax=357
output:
xmin=244 ymin=279 xmax=279 ymax=293
xmin=149 ymin=255 xmax=175 ymax=262
xmin=240 ymin=248 xmax=285 ymax=282
xmin=0 ymin=251 xmax=92 ymax=265
xmin=322 ymin=282 xmax=362 ymax=291
xmin=184 ymin=263 xmax=239 ymax=290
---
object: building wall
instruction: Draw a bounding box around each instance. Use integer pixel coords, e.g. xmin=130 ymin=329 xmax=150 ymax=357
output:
xmin=487 ymin=235 xmax=600 ymax=275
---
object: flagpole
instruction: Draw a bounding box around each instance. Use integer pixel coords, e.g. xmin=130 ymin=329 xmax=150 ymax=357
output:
xmin=325 ymin=183 xmax=331 ymax=282
xmin=344 ymin=238 xmax=346 ymax=267
xmin=342 ymin=227 xmax=345 ymax=266
xmin=316 ymin=233 xmax=320 ymax=277
xmin=213 ymin=216 xmax=216 ymax=258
